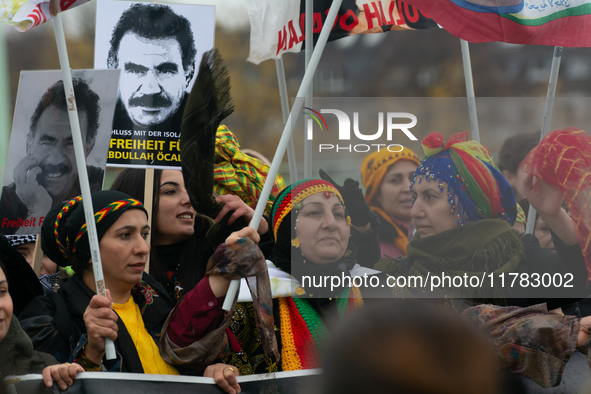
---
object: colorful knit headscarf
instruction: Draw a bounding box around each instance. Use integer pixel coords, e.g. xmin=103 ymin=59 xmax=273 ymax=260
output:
xmin=520 ymin=127 xmax=591 ymax=281
xmin=270 ymin=179 xmax=347 ymax=242
xmin=361 ymin=147 xmax=421 ymax=204
xmin=361 ymin=147 xmax=420 ymax=256
xmin=269 ymin=179 xmax=356 ymax=292
xmin=41 ymin=190 xmax=147 ymax=268
xmin=214 ymin=126 xmax=286 ymax=215
xmin=413 ymin=131 xmax=518 ymax=226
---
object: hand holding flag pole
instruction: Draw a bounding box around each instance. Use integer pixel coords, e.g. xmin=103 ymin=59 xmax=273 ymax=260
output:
xmin=222 ymin=0 xmax=344 ymax=311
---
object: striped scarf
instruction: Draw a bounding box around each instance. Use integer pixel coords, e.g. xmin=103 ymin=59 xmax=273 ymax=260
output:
xmin=214 ymin=126 xmax=286 ymax=215
xmin=279 ymin=287 xmax=363 ymax=371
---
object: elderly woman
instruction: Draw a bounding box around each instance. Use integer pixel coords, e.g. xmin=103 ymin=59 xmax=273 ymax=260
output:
xmin=159 ymin=178 xmax=384 ymax=383
xmin=361 ymin=148 xmax=421 ymax=258
xmin=376 ymin=131 xmax=588 ymax=303
xmin=375 ymin=131 xmax=591 ymax=387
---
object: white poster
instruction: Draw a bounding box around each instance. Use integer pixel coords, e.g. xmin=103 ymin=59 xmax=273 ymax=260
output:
xmin=0 ymin=69 xmax=120 ymax=235
xmin=94 ymin=0 xmax=215 ymax=168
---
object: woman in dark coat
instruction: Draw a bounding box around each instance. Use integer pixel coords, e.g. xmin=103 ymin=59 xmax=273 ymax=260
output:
xmin=0 ymin=258 xmax=83 ymax=392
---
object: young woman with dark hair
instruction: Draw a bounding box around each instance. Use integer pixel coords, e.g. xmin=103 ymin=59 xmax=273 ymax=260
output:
xmin=110 ymin=168 xmax=271 ymax=304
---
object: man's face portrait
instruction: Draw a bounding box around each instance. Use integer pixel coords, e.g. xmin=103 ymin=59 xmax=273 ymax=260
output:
xmin=117 ymin=32 xmax=190 ymax=127
xmin=26 ymin=106 xmax=93 ymax=198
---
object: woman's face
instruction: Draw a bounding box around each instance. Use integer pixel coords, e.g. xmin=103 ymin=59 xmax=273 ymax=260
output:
xmin=534 ymin=216 xmax=555 ymax=251
xmin=155 ymin=170 xmax=196 ymax=245
xmin=0 ymin=267 xmax=13 ymax=342
xmin=410 ymin=177 xmax=459 ymax=237
xmin=295 ymin=193 xmax=350 ymax=264
xmin=375 ymin=160 xmax=417 ymax=224
xmin=99 ymin=209 xmax=151 ymax=291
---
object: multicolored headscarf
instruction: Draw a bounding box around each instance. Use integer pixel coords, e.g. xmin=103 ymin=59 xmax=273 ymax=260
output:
xmin=520 ymin=127 xmax=591 ymax=281
xmin=214 ymin=126 xmax=286 ymax=215
xmin=270 ymin=179 xmax=348 ymax=242
xmin=413 ymin=131 xmax=518 ymax=226
xmin=41 ymin=190 xmax=147 ymax=268
xmin=269 ymin=179 xmax=357 ymax=293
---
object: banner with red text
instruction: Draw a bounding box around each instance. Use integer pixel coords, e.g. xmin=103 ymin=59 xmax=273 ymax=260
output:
xmin=245 ymin=0 xmax=438 ymax=64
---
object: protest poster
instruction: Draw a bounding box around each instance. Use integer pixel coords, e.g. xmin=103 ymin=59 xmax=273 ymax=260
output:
xmin=0 ymin=69 xmax=120 ymax=236
xmin=94 ymin=0 xmax=215 ymax=169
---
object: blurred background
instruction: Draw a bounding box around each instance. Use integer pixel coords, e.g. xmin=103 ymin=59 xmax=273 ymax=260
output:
xmin=2 ymin=0 xmax=591 ymax=187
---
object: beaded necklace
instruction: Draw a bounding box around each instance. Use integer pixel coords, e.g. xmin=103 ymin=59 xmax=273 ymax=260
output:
xmin=279 ymin=286 xmax=363 ymax=371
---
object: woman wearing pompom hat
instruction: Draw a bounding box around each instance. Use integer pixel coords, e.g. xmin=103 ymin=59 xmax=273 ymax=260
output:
xmin=375 ymin=131 xmax=591 ymax=387
xmin=159 ymin=178 xmax=386 ymax=376
xmin=361 ymin=147 xmax=420 ymax=258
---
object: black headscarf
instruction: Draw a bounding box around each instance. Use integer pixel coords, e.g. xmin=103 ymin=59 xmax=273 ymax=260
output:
xmin=0 ymin=234 xmax=43 ymax=316
xmin=41 ymin=190 xmax=147 ymax=270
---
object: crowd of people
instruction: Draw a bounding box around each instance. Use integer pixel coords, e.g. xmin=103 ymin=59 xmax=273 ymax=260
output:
xmin=1 ymin=124 xmax=590 ymax=393
xmin=2 ymin=52 xmax=591 ymax=394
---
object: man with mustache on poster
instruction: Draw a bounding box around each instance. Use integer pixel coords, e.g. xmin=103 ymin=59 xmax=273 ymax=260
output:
xmin=107 ymin=3 xmax=195 ymax=131
xmin=0 ymin=79 xmax=104 ymax=235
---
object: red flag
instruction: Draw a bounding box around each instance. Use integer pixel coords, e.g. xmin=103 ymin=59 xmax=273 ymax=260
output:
xmin=404 ymin=0 xmax=591 ymax=47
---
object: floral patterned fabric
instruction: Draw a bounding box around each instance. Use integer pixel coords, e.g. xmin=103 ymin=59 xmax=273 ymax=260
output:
xmin=461 ymin=303 xmax=579 ymax=388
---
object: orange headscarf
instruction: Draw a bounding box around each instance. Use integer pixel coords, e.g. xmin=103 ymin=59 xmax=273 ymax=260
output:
xmin=361 ymin=147 xmax=420 ymax=256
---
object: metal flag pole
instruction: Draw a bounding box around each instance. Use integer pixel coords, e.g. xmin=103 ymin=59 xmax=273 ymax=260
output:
xmin=222 ymin=0 xmax=343 ymax=311
xmin=460 ymin=39 xmax=480 ymax=142
xmin=304 ymin=0 xmax=314 ymax=178
xmin=275 ymin=57 xmax=299 ymax=183
xmin=53 ymin=13 xmax=116 ymax=360
xmin=525 ymin=46 xmax=563 ymax=235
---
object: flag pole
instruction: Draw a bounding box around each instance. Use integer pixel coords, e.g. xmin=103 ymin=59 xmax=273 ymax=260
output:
xmin=53 ymin=13 xmax=116 ymax=360
xmin=275 ymin=57 xmax=299 ymax=183
xmin=222 ymin=0 xmax=343 ymax=311
xmin=304 ymin=0 xmax=314 ymax=178
xmin=460 ymin=39 xmax=480 ymax=142
xmin=525 ymin=46 xmax=563 ymax=235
